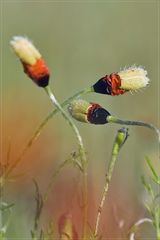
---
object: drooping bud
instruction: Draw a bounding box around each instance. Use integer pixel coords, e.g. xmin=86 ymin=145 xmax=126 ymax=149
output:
xmin=68 ymin=99 xmax=111 ymax=125
xmin=92 ymin=66 xmax=149 ymax=96
xmin=58 ymin=213 xmax=78 ymax=240
xmin=10 ymin=36 xmax=50 ymax=87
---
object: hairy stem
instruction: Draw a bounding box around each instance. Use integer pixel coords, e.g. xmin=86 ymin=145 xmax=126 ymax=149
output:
xmin=44 ymin=86 xmax=88 ymax=239
xmin=94 ymin=128 xmax=129 ymax=237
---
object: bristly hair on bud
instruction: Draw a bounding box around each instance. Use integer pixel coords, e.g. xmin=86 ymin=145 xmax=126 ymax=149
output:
xmin=92 ymin=65 xmax=150 ymax=96
xmin=10 ymin=36 xmax=50 ymax=87
xmin=68 ymin=99 xmax=111 ymax=125
xmin=118 ymin=65 xmax=150 ymax=91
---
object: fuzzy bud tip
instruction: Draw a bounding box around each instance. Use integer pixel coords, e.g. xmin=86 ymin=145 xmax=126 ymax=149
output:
xmin=118 ymin=66 xmax=150 ymax=91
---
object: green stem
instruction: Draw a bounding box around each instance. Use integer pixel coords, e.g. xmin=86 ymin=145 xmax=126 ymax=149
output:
xmin=108 ymin=116 xmax=160 ymax=143
xmin=155 ymin=209 xmax=160 ymax=240
xmin=4 ymin=86 xmax=92 ymax=179
xmin=44 ymin=86 xmax=88 ymax=239
xmin=94 ymin=128 xmax=129 ymax=237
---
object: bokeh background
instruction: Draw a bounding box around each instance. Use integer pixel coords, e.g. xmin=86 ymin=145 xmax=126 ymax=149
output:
xmin=1 ymin=0 xmax=159 ymax=239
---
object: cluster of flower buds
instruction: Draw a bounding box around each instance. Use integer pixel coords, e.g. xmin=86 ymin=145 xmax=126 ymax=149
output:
xmin=68 ymin=99 xmax=111 ymax=125
xmin=10 ymin=36 xmax=50 ymax=87
xmin=92 ymin=66 xmax=149 ymax=96
xmin=10 ymin=36 xmax=150 ymax=126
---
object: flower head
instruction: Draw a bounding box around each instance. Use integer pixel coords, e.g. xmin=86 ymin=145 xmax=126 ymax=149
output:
xmin=68 ymin=99 xmax=111 ymax=124
xmin=10 ymin=36 xmax=50 ymax=87
xmin=92 ymin=66 xmax=149 ymax=96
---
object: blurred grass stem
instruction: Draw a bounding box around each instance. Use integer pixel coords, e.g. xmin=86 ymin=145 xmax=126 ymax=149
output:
xmin=4 ymin=86 xmax=91 ymax=179
xmin=129 ymin=218 xmax=153 ymax=240
xmin=94 ymin=128 xmax=129 ymax=237
xmin=44 ymin=85 xmax=88 ymax=239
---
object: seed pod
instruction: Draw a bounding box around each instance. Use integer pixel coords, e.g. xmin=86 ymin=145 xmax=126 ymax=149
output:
xmin=68 ymin=99 xmax=111 ymax=125
xmin=10 ymin=36 xmax=50 ymax=87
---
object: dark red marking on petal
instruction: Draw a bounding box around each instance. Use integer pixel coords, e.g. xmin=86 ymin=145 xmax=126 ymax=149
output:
xmin=109 ymin=73 xmax=126 ymax=96
xmin=93 ymin=73 xmax=127 ymax=96
xmin=87 ymin=103 xmax=110 ymax=124
xmin=22 ymin=58 xmax=50 ymax=87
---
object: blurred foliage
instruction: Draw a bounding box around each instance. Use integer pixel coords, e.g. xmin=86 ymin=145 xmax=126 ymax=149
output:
xmin=1 ymin=0 xmax=159 ymax=238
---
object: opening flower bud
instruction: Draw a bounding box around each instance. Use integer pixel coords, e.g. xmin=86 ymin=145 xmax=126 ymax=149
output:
xmin=68 ymin=99 xmax=111 ymax=124
xmin=92 ymin=66 xmax=149 ymax=95
xmin=10 ymin=36 xmax=50 ymax=87
xmin=118 ymin=66 xmax=150 ymax=90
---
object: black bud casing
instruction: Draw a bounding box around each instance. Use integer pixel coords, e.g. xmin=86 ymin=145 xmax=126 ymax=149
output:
xmin=92 ymin=76 xmax=112 ymax=95
xmin=36 ymin=74 xmax=50 ymax=87
xmin=88 ymin=105 xmax=111 ymax=124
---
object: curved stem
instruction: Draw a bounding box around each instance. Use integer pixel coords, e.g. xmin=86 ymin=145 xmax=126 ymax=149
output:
xmin=129 ymin=218 xmax=153 ymax=240
xmin=4 ymin=86 xmax=92 ymax=178
xmin=108 ymin=116 xmax=160 ymax=143
xmin=44 ymin=86 xmax=88 ymax=239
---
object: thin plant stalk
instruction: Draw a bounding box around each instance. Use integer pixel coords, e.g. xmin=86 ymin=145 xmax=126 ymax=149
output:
xmin=43 ymin=158 xmax=71 ymax=203
xmin=108 ymin=116 xmax=160 ymax=143
xmin=44 ymin=86 xmax=88 ymax=239
xmin=94 ymin=128 xmax=129 ymax=237
xmin=4 ymin=87 xmax=92 ymax=179
xmin=129 ymin=218 xmax=153 ymax=240
xmin=31 ymin=154 xmax=81 ymax=239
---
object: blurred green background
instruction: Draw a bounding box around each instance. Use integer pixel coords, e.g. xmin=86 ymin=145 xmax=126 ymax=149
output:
xmin=1 ymin=0 xmax=159 ymax=239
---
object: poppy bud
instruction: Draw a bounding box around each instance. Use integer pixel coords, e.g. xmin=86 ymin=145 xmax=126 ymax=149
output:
xmin=92 ymin=66 xmax=149 ymax=96
xmin=68 ymin=99 xmax=111 ymax=125
xmin=10 ymin=36 xmax=50 ymax=87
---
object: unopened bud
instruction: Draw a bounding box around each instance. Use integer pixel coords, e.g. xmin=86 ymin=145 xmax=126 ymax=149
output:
xmin=10 ymin=36 xmax=50 ymax=87
xmin=68 ymin=99 xmax=111 ymax=124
